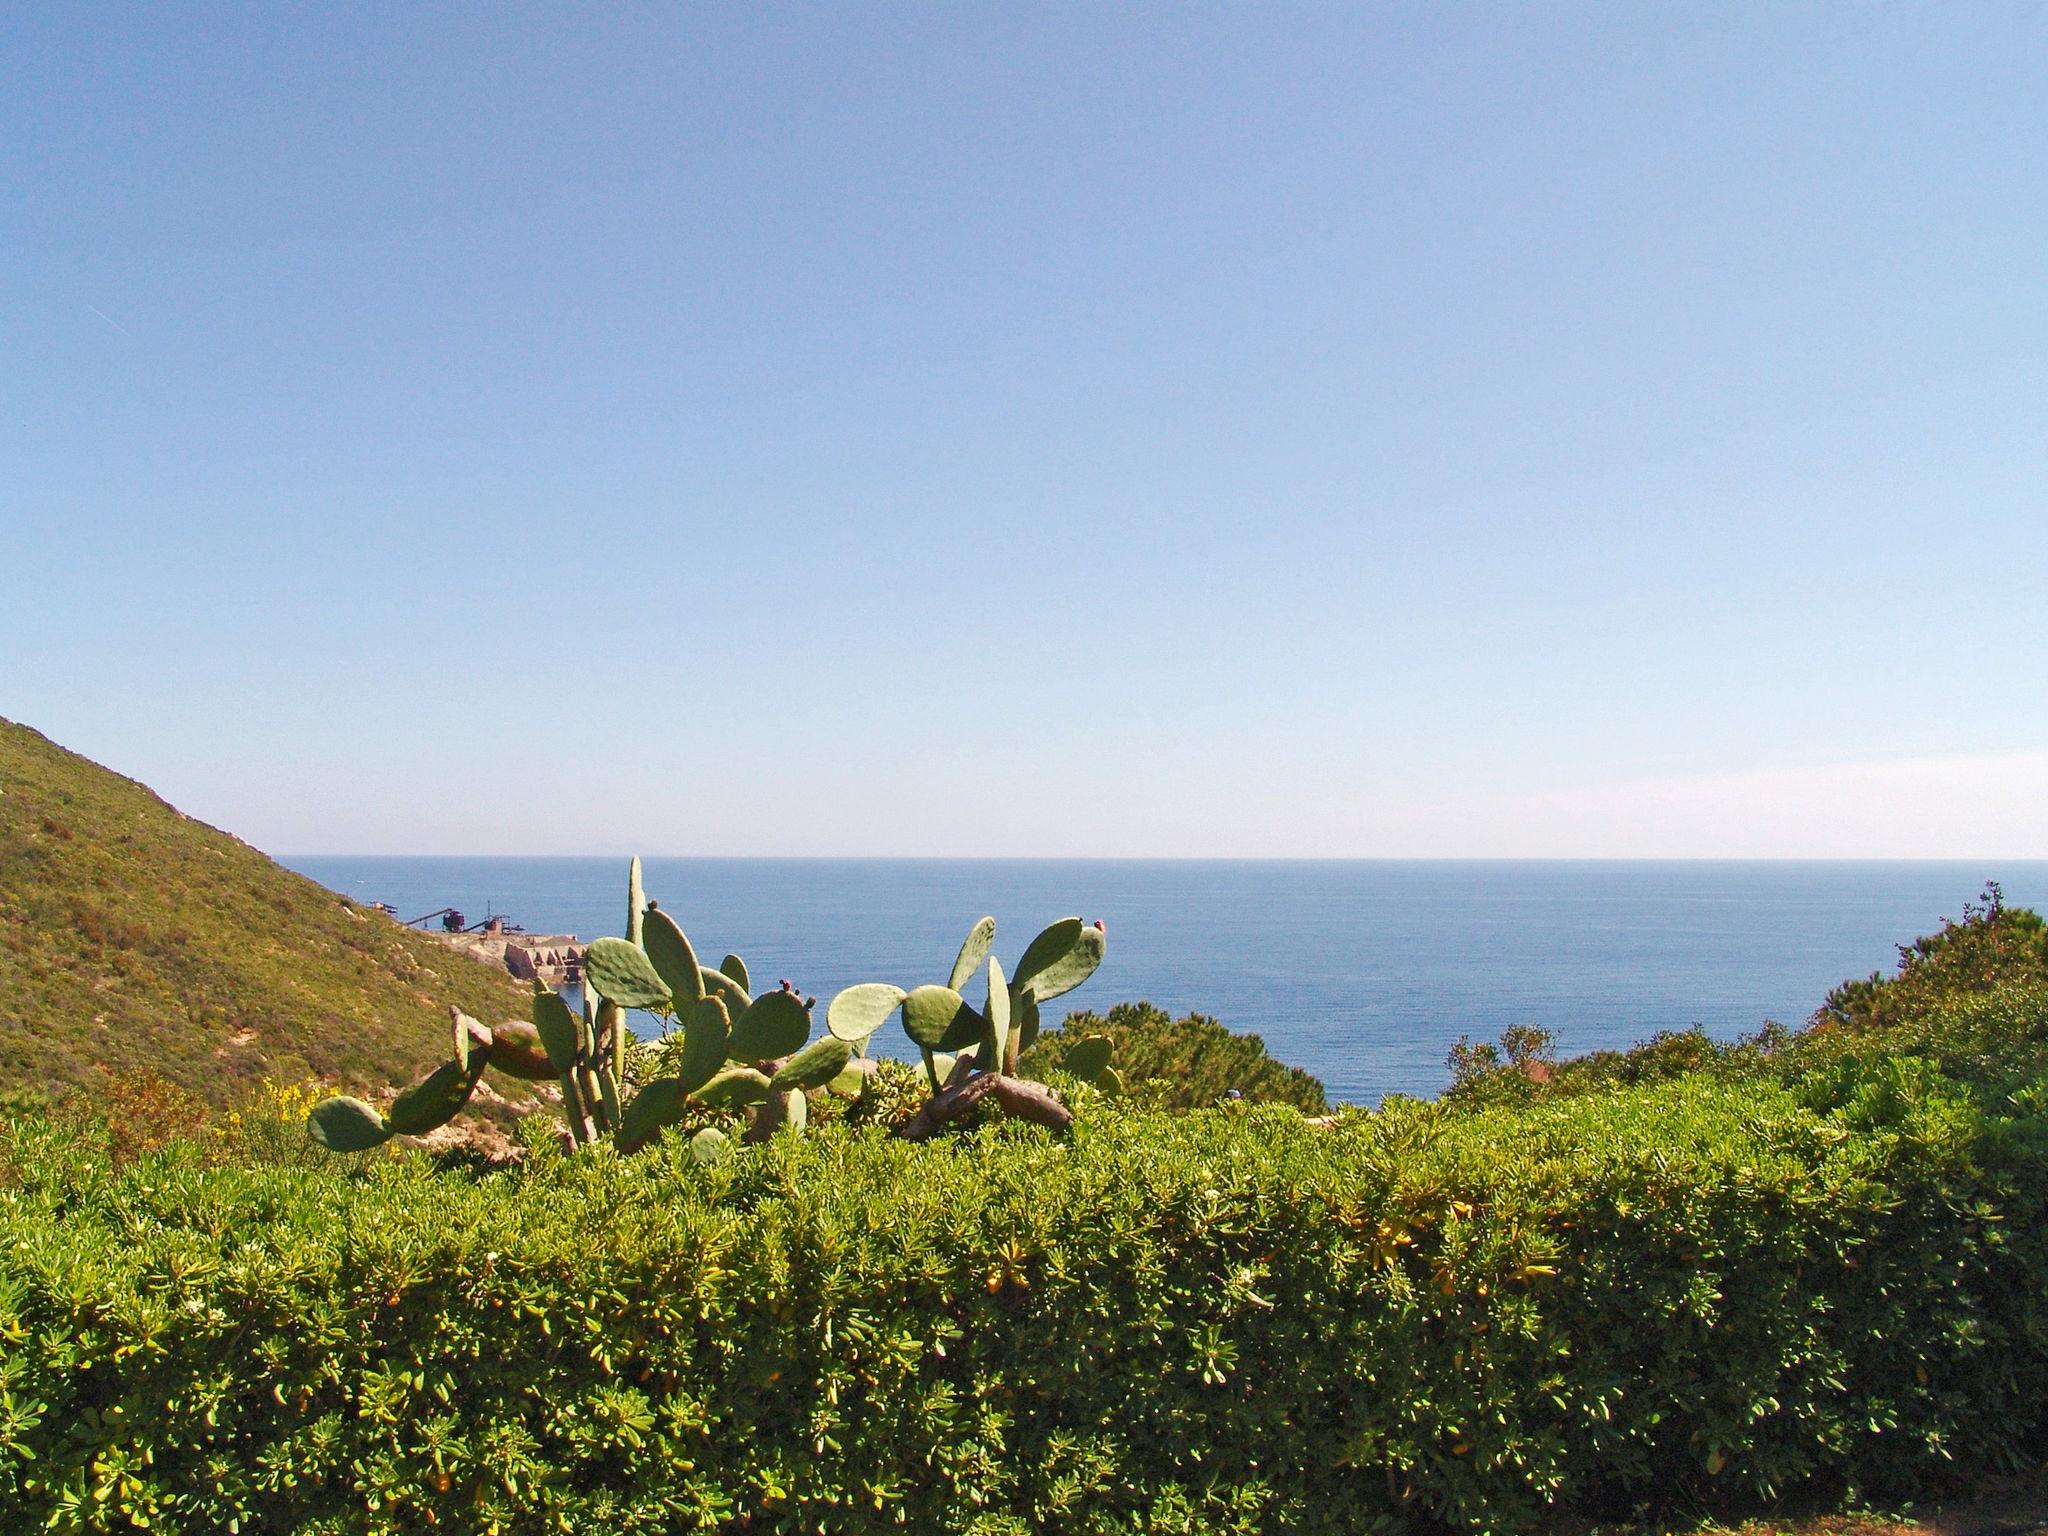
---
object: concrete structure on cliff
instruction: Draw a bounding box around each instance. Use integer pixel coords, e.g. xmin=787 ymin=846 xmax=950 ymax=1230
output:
xmin=428 ymin=923 xmax=585 ymax=987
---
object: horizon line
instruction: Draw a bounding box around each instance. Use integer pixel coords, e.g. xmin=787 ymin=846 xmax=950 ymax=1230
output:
xmin=273 ymin=851 xmax=2048 ymax=865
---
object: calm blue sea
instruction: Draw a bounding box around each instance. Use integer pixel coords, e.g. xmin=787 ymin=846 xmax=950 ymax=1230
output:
xmin=280 ymin=858 xmax=2048 ymax=1106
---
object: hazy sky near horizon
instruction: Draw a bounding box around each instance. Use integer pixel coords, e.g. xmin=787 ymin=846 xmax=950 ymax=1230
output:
xmin=6 ymin=5 xmax=2046 ymax=857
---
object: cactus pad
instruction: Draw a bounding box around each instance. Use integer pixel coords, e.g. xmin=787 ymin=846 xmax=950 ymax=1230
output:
xmin=1012 ymin=917 xmax=1105 ymax=1002
xmin=948 ymin=915 xmax=997 ymax=992
xmin=729 ymin=989 xmax=810 ymax=1061
xmin=485 ymin=1021 xmax=555 ymax=1081
xmin=386 ymin=1058 xmax=483 ymax=1136
xmin=640 ymin=907 xmax=705 ymax=1014
xmin=451 ymin=1008 xmax=488 ymax=1071
xmin=697 ymin=1065 xmax=773 ymax=1109
xmin=1014 ymin=991 xmax=1042 ymax=1057
xmin=983 ymin=955 xmax=1010 ymax=1066
xmin=582 ymin=937 xmax=674 ymax=1010
xmin=827 ymin=982 xmax=905 ymax=1043
xmin=591 ymin=1062 xmax=624 ymax=1131
xmin=1064 ymin=1034 xmax=1114 ymax=1084
xmin=938 ymin=994 xmax=986 ymax=1052
xmin=902 ymin=984 xmax=974 ymax=1049
xmin=828 ymin=1059 xmax=872 ymax=1097
xmin=307 ymin=1095 xmax=391 ymax=1152
xmin=701 ymin=964 xmax=752 ymax=1020
xmin=617 ymin=1076 xmax=686 ymax=1151
xmin=677 ymin=995 xmax=730 ymax=1094
xmin=531 ymin=989 xmax=582 ymax=1077
xmin=773 ymin=1033 xmax=854 ymax=1090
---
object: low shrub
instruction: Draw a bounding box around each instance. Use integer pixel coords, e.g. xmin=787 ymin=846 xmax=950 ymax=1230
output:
xmin=1442 ymin=1022 xmax=1799 ymax=1112
xmin=3 ymin=1048 xmax=2045 ymax=1534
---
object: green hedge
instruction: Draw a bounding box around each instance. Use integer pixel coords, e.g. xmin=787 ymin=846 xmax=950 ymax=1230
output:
xmin=4 ymin=1048 xmax=2047 ymax=1535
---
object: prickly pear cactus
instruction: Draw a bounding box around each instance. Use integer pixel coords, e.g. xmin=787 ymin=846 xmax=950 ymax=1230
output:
xmin=309 ymin=859 xmax=1016 ymax=1157
xmin=308 ymin=1003 xmax=504 ymax=1152
xmin=828 ymin=910 xmax=1111 ymax=1139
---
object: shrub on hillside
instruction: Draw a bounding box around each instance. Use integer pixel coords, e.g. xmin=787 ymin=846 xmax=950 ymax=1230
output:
xmin=1817 ymin=883 xmax=2048 ymax=1032
xmin=1021 ymin=1001 xmax=1329 ymax=1112
xmin=1444 ymin=888 xmax=2048 ymax=1116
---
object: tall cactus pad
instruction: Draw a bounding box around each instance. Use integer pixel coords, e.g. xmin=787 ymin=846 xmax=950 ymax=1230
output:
xmin=558 ymin=1070 xmax=594 ymax=1145
xmin=1012 ymin=917 xmax=1105 ymax=1002
xmin=677 ymin=996 xmax=731 ymax=1095
xmin=948 ymin=916 xmax=997 ymax=992
xmin=730 ymin=989 xmax=810 ymax=1060
xmin=582 ymin=938 xmax=674 ymax=1010
xmin=827 ymin=982 xmax=906 ymax=1043
xmin=627 ymin=856 xmax=646 ymax=946
xmin=590 ymin=1062 xmax=624 ymax=1132
xmin=984 ymin=955 xmax=1011 ymax=1068
xmin=451 ymin=1009 xmax=488 ymax=1070
xmin=601 ymin=997 xmax=627 ymax=1082
xmin=773 ymin=1033 xmax=855 ymax=1090
xmin=641 ymin=908 xmax=706 ymax=1014
xmin=531 ymin=989 xmax=582 ymax=1077
xmin=1015 ymin=991 xmax=1042 ymax=1057
xmin=307 ymin=1095 xmax=391 ymax=1152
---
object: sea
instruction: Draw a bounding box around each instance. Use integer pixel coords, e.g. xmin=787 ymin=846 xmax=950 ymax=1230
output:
xmin=280 ymin=858 xmax=2048 ymax=1106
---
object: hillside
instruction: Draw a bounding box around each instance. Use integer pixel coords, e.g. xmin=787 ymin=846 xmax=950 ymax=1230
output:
xmin=0 ymin=717 xmax=531 ymax=1106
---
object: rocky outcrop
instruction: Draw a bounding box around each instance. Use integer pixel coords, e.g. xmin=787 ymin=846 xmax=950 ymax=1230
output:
xmin=429 ymin=932 xmax=584 ymax=986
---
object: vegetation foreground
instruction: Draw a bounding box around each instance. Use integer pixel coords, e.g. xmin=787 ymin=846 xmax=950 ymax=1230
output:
xmin=4 ymin=889 xmax=2048 ymax=1533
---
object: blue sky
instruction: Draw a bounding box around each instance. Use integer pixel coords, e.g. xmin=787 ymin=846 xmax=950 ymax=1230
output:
xmin=6 ymin=4 xmax=2044 ymax=856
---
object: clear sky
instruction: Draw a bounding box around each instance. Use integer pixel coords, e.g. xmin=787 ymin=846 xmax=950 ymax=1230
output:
xmin=5 ymin=4 xmax=2045 ymax=856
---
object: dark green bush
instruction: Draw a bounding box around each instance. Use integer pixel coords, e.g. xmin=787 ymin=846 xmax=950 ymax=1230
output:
xmin=1024 ymin=1001 xmax=1330 ymax=1113
xmin=1817 ymin=883 xmax=2048 ymax=1033
xmin=5 ymin=1047 xmax=2046 ymax=1534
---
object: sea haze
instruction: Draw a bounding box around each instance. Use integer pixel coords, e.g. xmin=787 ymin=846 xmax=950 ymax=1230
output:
xmin=280 ymin=859 xmax=2048 ymax=1106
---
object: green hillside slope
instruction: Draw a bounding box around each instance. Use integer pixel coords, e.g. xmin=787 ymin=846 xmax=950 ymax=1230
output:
xmin=0 ymin=717 xmax=531 ymax=1106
